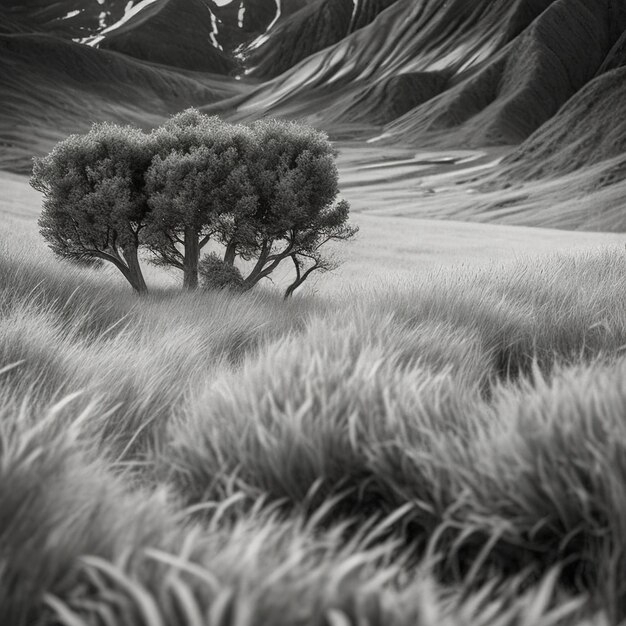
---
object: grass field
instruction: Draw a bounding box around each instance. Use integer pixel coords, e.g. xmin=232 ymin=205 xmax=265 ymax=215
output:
xmin=2 ymin=164 xmax=626 ymax=625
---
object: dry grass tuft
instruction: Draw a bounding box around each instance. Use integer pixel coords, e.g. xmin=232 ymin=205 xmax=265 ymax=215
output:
xmin=0 ymin=245 xmax=625 ymax=623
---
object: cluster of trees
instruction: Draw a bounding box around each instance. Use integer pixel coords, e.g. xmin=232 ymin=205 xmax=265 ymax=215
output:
xmin=30 ymin=110 xmax=357 ymax=296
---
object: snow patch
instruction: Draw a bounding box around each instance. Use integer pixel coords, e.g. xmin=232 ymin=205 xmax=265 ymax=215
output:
xmin=247 ymin=32 xmax=270 ymax=51
xmin=209 ymin=10 xmax=223 ymax=49
xmin=245 ymin=0 xmax=281 ymax=51
xmin=63 ymin=10 xmax=81 ymax=19
xmin=349 ymin=0 xmax=359 ymax=30
xmin=80 ymin=0 xmax=161 ymax=46
xmin=237 ymin=2 xmax=245 ymax=28
xmin=267 ymin=0 xmax=282 ymax=32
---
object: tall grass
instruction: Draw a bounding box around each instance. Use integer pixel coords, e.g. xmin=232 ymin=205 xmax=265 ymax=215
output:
xmin=0 ymin=245 xmax=625 ymax=623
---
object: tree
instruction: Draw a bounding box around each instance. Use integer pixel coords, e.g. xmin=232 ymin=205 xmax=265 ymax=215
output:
xmin=144 ymin=112 xmax=257 ymax=290
xmin=143 ymin=112 xmax=356 ymax=296
xmin=283 ymin=199 xmax=356 ymax=298
xmin=219 ymin=118 xmax=358 ymax=297
xmin=31 ymin=123 xmax=152 ymax=293
xmin=32 ymin=110 xmax=356 ymax=297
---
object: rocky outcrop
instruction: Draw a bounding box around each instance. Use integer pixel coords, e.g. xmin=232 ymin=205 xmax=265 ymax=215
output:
xmin=208 ymin=0 xmax=279 ymax=49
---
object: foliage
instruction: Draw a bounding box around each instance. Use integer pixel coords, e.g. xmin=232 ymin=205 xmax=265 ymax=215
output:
xmin=31 ymin=123 xmax=153 ymax=293
xmin=144 ymin=112 xmax=257 ymax=290
xmin=31 ymin=110 xmax=356 ymax=296
xmin=199 ymin=252 xmax=245 ymax=291
xmin=1 ymin=247 xmax=625 ymax=623
xmin=235 ymin=119 xmax=358 ymax=296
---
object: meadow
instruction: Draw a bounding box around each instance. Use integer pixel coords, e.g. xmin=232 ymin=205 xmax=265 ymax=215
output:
xmin=2 ymin=173 xmax=626 ymax=624
xmin=3 ymin=0 xmax=626 ymax=622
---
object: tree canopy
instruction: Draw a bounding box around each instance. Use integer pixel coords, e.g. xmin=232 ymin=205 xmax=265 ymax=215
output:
xmin=144 ymin=112 xmax=257 ymax=290
xmin=31 ymin=123 xmax=153 ymax=293
xmin=31 ymin=110 xmax=357 ymax=296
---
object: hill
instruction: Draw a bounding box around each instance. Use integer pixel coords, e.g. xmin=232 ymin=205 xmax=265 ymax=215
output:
xmin=500 ymin=66 xmax=626 ymax=180
xmin=0 ymin=0 xmax=129 ymax=38
xmin=380 ymin=0 xmax=626 ymax=146
xmin=232 ymin=0 xmax=555 ymax=124
xmin=2 ymin=0 xmax=626 ymax=232
xmin=3 ymin=170 xmax=626 ymax=623
xmin=0 ymin=33 xmax=249 ymax=173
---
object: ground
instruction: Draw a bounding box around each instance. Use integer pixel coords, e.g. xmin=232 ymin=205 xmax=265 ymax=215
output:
xmin=2 ymin=141 xmax=626 ymax=626
xmin=5 ymin=144 xmax=625 ymax=295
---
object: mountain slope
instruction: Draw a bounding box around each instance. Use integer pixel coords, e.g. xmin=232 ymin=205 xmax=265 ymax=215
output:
xmin=229 ymin=0 xmax=626 ymax=152
xmin=381 ymin=0 xmax=626 ymax=146
xmin=98 ymin=0 xmax=235 ymax=74
xmin=0 ymin=0 xmax=129 ymax=38
xmin=336 ymin=71 xmax=452 ymax=126
xmin=242 ymin=0 xmax=402 ymax=79
xmin=0 ymin=33 xmax=248 ymax=173
xmin=499 ymin=66 xmax=626 ymax=181
xmin=232 ymin=0 xmax=556 ymax=123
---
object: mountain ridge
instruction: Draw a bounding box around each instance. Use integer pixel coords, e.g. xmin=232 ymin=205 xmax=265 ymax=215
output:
xmin=0 ymin=31 xmax=249 ymax=172
xmin=1 ymin=0 xmax=626 ymax=205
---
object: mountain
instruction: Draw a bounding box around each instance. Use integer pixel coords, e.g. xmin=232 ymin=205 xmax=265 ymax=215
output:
xmin=500 ymin=65 xmax=626 ymax=181
xmin=0 ymin=32 xmax=249 ymax=172
xmin=230 ymin=0 xmax=626 ymax=149
xmin=0 ymin=0 xmax=130 ymax=38
xmin=230 ymin=0 xmax=555 ymax=126
xmin=97 ymin=0 xmax=236 ymax=74
xmin=2 ymin=0 xmax=626 ymax=223
xmin=241 ymin=0 xmax=402 ymax=79
xmin=380 ymin=0 xmax=626 ymax=146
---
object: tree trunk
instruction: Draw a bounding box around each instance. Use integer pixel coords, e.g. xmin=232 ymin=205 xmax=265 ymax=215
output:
xmin=224 ymin=240 xmax=237 ymax=266
xmin=242 ymin=240 xmax=275 ymax=289
xmin=283 ymin=282 xmax=299 ymax=298
xmin=284 ymin=255 xmax=301 ymax=299
xmin=183 ymin=226 xmax=200 ymax=290
xmin=122 ymin=246 xmax=148 ymax=294
xmin=284 ymin=256 xmax=321 ymax=299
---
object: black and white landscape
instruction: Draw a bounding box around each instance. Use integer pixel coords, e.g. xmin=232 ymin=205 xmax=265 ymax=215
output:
xmin=2 ymin=1 xmax=626 ymax=624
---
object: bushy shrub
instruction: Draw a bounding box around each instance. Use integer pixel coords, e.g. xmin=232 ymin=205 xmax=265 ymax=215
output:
xmin=199 ymin=253 xmax=244 ymax=291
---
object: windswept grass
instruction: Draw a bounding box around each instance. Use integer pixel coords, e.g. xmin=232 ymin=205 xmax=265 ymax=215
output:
xmin=0 ymin=244 xmax=625 ymax=624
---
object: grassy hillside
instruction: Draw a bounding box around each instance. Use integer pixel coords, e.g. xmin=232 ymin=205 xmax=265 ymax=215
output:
xmin=2 ymin=0 xmax=626 ymax=621
xmin=1 ymin=198 xmax=626 ymax=622
xmin=0 ymin=34 xmax=250 ymax=173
